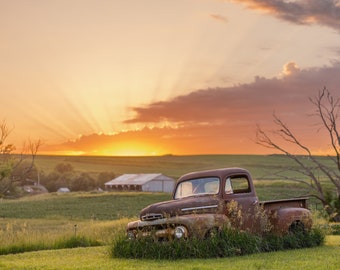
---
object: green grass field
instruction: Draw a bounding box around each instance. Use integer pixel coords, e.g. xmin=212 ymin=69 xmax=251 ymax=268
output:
xmin=0 ymin=155 xmax=339 ymax=269
xmin=33 ymin=154 xmax=334 ymax=208
xmin=0 ymin=236 xmax=339 ymax=270
xmin=34 ymin=154 xmax=334 ymax=180
xmin=0 ymin=192 xmax=170 ymax=220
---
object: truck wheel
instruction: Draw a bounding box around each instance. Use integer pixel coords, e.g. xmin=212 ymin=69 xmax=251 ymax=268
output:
xmin=289 ymin=220 xmax=305 ymax=234
xmin=205 ymin=227 xmax=221 ymax=239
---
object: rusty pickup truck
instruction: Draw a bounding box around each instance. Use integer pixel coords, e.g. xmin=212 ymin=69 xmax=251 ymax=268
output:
xmin=127 ymin=168 xmax=312 ymax=240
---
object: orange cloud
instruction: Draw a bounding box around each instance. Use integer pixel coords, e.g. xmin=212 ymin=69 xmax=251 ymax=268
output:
xmin=41 ymin=62 xmax=340 ymax=156
xmin=281 ymin=61 xmax=300 ymax=76
xmin=40 ymin=124 xmax=266 ymax=156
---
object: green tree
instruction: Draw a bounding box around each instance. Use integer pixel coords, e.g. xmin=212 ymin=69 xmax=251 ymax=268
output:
xmin=40 ymin=165 xmax=114 ymax=192
xmin=97 ymin=171 xmax=116 ymax=188
xmin=71 ymin=172 xmax=96 ymax=191
xmin=47 ymin=163 xmax=74 ymax=191
xmin=39 ymin=171 xmax=59 ymax=192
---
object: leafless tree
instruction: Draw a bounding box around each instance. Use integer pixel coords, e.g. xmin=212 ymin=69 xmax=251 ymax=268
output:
xmin=0 ymin=120 xmax=41 ymax=197
xmin=256 ymin=88 xmax=340 ymax=222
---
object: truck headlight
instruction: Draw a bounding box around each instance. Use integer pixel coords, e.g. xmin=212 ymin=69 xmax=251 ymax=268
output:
xmin=174 ymin=226 xmax=187 ymax=239
xmin=127 ymin=230 xmax=136 ymax=240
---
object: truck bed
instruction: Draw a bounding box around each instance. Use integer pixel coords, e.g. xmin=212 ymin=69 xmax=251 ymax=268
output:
xmin=260 ymin=197 xmax=309 ymax=211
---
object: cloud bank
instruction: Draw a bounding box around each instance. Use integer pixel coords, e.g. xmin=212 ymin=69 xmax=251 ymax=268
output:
xmin=125 ymin=62 xmax=340 ymax=126
xmin=41 ymin=62 xmax=340 ymax=155
xmin=230 ymin=0 xmax=340 ymax=32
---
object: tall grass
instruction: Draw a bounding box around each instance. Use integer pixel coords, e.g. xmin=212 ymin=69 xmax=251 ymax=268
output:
xmin=111 ymin=228 xmax=325 ymax=260
xmin=0 ymin=218 xmax=128 ymax=255
xmin=0 ymin=236 xmax=100 ymax=255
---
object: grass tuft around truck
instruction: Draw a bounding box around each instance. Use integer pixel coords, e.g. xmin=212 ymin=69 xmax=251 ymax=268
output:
xmin=117 ymin=167 xmax=325 ymax=259
xmin=112 ymin=227 xmax=325 ymax=259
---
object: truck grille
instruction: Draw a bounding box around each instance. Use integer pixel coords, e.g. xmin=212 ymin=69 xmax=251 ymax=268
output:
xmin=141 ymin=213 xmax=163 ymax=221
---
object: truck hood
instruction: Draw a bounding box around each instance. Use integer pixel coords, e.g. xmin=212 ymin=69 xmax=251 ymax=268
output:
xmin=140 ymin=195 xmax=222 ymax=221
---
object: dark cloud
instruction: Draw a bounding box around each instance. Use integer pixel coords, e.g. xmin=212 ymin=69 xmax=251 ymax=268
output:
xmin=230 ymin=0 xmax=340 ymax=32
xmin=125 ymin=62 xmax=340 ymax=127
xmin=210 ymin=14 xmax=229 ymax=24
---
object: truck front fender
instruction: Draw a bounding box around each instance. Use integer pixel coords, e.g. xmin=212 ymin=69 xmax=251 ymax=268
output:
xmin=127 ymin=213 xmax=229 ymax=239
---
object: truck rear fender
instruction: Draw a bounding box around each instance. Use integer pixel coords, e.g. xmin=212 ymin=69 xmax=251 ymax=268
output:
xmin=273 ymin=207 xmax=312 ymax=234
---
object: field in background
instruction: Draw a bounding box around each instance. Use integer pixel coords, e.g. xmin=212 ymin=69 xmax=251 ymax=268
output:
xmin=0 ymin=192 xmax=170 ymax=220
xmin=34 ymin=154 xmax=333 ymax=204
xmin=34 ymin=154 xmax=321 ymax=179
xmin=0 ymin=154 xmax=338 ymax=269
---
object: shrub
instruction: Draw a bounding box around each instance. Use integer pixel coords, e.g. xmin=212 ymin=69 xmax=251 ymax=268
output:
xmin=260 ymin=228 xmax=324 ymax=252
xmin=111 ymin=228 xmax=325 ymax=260
xmin=0 ymin=235 xmax=101 ymax=255
xmin=54 ymin=236 xmax=101 ymax=249
xmin=329 ymin=223 xmax=340 ymax=235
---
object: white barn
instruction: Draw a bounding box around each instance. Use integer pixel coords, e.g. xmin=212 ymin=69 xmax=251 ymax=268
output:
xmin=104 ymin=173 xmax=175 ymax=193
xmin=57 ymin=187 xmax=70 ymax=193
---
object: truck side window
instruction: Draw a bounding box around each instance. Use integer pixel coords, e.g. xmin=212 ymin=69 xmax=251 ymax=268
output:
xmin=230 ymin=176 xmax=250 ymax=194
xmin=225 ymin=176 xmax=250 ymax=194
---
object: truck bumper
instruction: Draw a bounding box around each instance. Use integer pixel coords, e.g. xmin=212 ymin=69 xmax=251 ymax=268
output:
xmin=127 ymin=213 xmax=228 ymax=240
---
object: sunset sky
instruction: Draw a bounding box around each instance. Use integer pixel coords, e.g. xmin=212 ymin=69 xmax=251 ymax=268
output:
xmin=1 ymin=0 xmax=340 ymax=156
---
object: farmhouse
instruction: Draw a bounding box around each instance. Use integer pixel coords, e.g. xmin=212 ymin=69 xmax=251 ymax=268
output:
xmin=104 ymin=173 xmax=175 ymax=193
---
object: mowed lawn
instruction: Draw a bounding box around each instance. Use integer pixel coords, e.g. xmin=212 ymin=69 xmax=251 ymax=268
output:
xmin=0 ymin=236 xmax=339 ymax=270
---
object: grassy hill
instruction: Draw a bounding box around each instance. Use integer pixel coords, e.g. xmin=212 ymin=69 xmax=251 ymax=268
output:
xmin=33 ymin=154 xmax=332 ymax=205
xmin=34 ymin=154 xmax=307 ymax=179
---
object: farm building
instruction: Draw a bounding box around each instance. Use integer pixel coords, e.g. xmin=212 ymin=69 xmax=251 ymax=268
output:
xmin=57 ymin=187 xmax=71 ymax=193
xmin=23 ymin=184 xmax=48 ymax=195
xmin=104 ymin=173 xmax=175 ymax=193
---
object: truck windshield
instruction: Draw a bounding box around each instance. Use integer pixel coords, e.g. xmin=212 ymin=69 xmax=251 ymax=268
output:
xmin=174 ymin=177 xmax=220 ymax=199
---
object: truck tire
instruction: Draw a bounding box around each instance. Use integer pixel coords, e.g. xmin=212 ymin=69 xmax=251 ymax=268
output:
xmin=204 ymin=227 xmax=221 ymax=239
xmin=289 ymin=220 xmax=305 ymax=234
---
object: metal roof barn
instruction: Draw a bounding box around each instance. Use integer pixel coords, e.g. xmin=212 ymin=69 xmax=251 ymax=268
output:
xmin=104 ymin=173 xmax=175 ymax=193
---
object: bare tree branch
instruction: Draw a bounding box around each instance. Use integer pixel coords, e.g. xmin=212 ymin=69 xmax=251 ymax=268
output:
xmin=0 ymin=121 xmax=40 ymax=197
xmin=256 ymin=88 xmax=340 ymax=221
xmin=310 ymin=87 xmax=340 ymax=170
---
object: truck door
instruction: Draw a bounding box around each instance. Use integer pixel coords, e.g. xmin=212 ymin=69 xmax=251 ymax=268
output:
xmin=224 ymin=175 xmax=258 ymax=232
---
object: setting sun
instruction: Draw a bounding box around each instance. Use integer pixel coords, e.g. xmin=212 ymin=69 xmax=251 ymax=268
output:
xmin=96 ymin=141 xmax=163 ymax=157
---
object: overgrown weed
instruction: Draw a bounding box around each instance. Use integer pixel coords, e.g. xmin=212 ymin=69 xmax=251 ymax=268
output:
xmin=111 ymin=228 xmax=325 ymax=260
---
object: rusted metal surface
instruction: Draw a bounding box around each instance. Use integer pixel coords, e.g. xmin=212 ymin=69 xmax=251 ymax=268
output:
xmin=127 ymin=167 xmax=313 ymax=240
